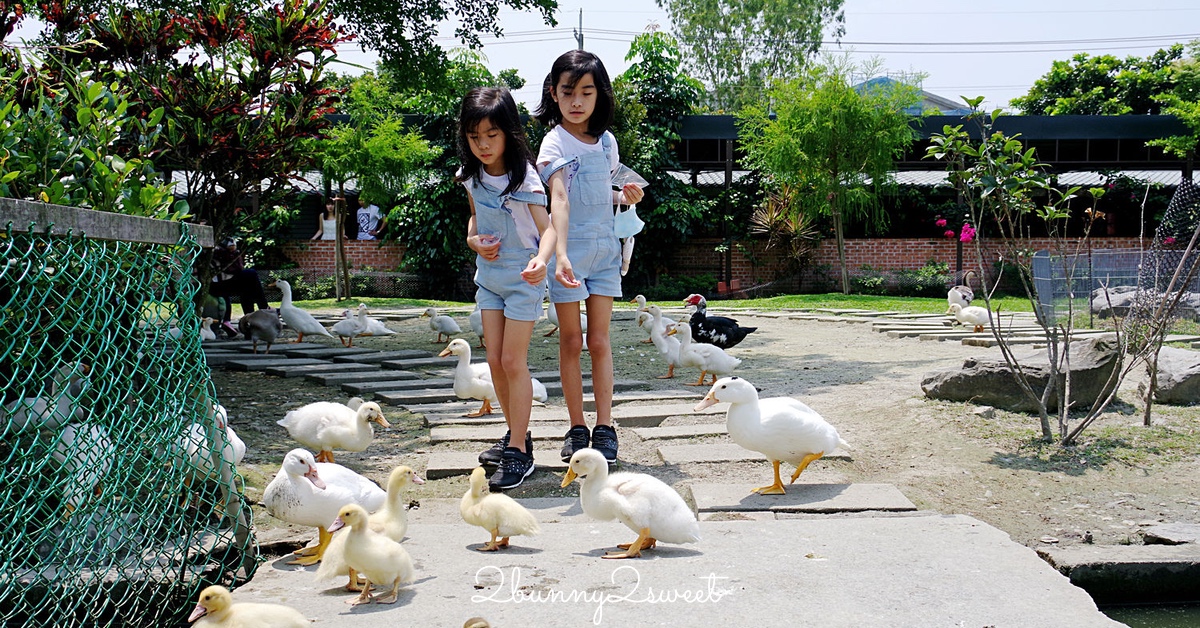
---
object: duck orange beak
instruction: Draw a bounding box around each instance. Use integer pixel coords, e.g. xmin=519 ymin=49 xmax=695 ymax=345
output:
xmin=560 ymin=468 xmax=578 ymax=488
xmin=371 ymin=414 xmax=392 ymax=429
xmin=694 ymin=392 xmax=718 ymax=412
xmin=304 ymin=465 xmax=326 ymax=490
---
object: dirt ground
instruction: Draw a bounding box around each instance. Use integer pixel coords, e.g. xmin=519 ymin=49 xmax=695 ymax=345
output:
xmin=214 ymin=304 xmax=1200 ymax=551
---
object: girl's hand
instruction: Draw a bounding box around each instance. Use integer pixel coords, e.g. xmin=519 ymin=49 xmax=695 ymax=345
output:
xmin=620 ymin=183 xmax=644 ymax=205
xmin=468 ymin=234 xmax=501 ymax=261
xmin=555 ymin=256 xmax=580 ymax=288
xmin=521 ymin=258 xmax=547 ymax=285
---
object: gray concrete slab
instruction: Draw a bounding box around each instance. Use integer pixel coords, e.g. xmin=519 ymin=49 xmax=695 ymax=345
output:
xmin=342 ymin=378 xmax=454 ymax=394
xmin=231 ymin=515 xmax=1121 ymax=627
xmin=380 ymin=355 xmax=482 ymax=370
xmin=333 ymin=349 xmax=434 ymax=364
xmin=405 ymin=497 xmax=588 ymax=524
xmin=264 ymin=362 xmax=380 ymax=378
xmin=224 ymin=358 xmax=329 ymax=371
xmin=425 ymin=451 xmax=569 ymax=479
xmin=305 ymin=370 xmax=422 ymax=386
xmin=280 ymin=347 xmax=377 ymax=359
xmin=237 ymin=342 xmax=327 ymax=353
xmin=418 ymin=404 xmax=560 ymax=427
xmin=657 ymin=443 xmax=851 ymax=465
xmin=429 ymin=424 xmax=578 ymax=444
xmin=587 ymin=389 xmax=702 ymax=410
xmin=1038 ymin=543 xmax=1200 ymax=604
xmin=691 ymin=483 xmax=916 ymax=513
xmin=1144 ymin=522 xmax=1200 ymax=544
xmin=631 ymin=422 xmax=727 ymax=440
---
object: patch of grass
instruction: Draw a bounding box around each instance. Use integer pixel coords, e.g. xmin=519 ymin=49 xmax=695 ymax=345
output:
xmin=981 ymin=418 xmax=1200 ymax=474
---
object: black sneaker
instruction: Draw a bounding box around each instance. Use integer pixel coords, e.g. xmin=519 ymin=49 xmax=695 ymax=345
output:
xmin=591 ymin=424 xmax=618 ymax=463
xmin=488 ymin=448 xmax=535 ymax=491
xmin=479 ymin=430 xmax=533 ymax=467
xmin=560 ymin=425 xmax=590 ymax=463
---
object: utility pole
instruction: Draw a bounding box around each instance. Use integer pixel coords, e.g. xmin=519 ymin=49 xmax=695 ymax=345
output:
xmin=573 ymin=9 xmax=583 ymax=50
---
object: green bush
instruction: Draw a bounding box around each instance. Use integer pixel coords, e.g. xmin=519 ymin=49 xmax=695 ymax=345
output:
xmin=893 ymin=260 xmax=951 ymax=298
xmin=851 ymin=265 xmax=888 ymax=295
xmin=642 ymin=273 xmax=717 ymax=301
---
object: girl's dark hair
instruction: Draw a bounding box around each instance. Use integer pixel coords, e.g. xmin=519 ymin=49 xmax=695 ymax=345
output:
xmin=456 ymin=86 xmax=535 ymax=195
xmin=534 ymin=50 xmax=614 ymax=137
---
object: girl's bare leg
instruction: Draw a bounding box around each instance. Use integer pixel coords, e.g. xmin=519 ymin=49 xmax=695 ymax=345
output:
xmin=555 ymin=301 xmax=586 ymax=428
xmin=584 ymin=295 xmax=614 ymax=426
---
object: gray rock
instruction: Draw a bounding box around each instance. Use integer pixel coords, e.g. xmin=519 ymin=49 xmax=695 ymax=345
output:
xmin=1091 ymin=285 xmax=1200 ymax=321
xmin=1151 ymin=346 xmax=1200 ymax=405
xmin=1144 ymin=522 xmax=1200 ymax=545
xmin=921 ymin=335 xmax=1119 ymax=413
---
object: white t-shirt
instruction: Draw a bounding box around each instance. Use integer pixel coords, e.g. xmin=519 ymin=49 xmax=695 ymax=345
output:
xmin=461 ymin=162 xmax=545 ymax=249
xmin=536 ymin=126 xmax=619 ymax=195
xmin=356 ymin=204 xmax=383 ymax=240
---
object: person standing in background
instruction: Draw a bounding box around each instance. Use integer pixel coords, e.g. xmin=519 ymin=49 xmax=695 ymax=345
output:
xmin=310 ymin=200 xmax=340 ymax=240
xmin=356 ymin=197 xmax=386 ymax=240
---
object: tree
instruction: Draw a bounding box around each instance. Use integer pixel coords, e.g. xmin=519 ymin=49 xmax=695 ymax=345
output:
xmin=656 ymin=0 xmax=845 ymax=112
xmin=38 ymin=0 xmax=558 ymax=89
xmin=738 ymin=57 xmax=920 ymax=294
xmin=1148 ymin=42 xmax=1200 ymax=158
xmin=1010 ymin=45 xmax=1186 ymax=115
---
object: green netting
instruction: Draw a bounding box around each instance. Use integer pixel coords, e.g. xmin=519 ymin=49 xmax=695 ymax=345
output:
xmin=0 ymin=214 xmax=257 ymax=626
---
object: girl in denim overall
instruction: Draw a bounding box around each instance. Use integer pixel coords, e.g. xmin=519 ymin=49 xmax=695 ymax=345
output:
xmin=535 ymin=51 xmax=645 ymax=465
xmin=457 ymin=87 xmax=557 ymax=491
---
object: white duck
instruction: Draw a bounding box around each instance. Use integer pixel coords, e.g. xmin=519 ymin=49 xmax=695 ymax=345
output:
xmin=947 ymin=269 xmax=977 ymax=311
xmin=695 ymin=376 xmax=850 ymax=496
xmin=646 ymin=306 xmax=682 ymax=380
xmin=188 ymin=585 xmax=308 ymax=628
xmin=262 ymin=448 xmax=386 ymax=566
xmin=947 ymin=303 xmax=992 ymax=333
xmin=562 ymin=448 xmax=699 ymax=559
xmin=357 ymin=304 xmax=396 ymax=337
xmin=459 ymin=466 xmax=541 ymax=551
xmin=423 ymin=307 xmax=461 ymax=343
xmin=439 ymin=339 xmax=546 ymax=416
xmin=270 ymin=279 xmax=333 ymax=343
xmin=174 ymin=403 xmax=246 ymax=492
xmin=669 ymin=321 xmax=742 ymax=386
xmin=331 ymin=308 xmax=367 ymax=347
xmin=469 ymin=304 xmax=485 ymax=348
xmin=629 ymin=295 xmax=663 ymax=344
xmin=53 ymin=421 xmax=114 ymax=518
xmin=199 ymin=317 xmax=217 ymax=342
xmin=327 ymin=503 xmax=415 ymax=605
xmin=5 ymin=361 xmax=89 ymax=434
xmin=277 ymin=400 xmax=391 ymax=463
xmin=318 ymin=465 xmax=424 ymax=591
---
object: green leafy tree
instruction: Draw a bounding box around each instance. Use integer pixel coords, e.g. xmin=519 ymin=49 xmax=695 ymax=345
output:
xmin=738 ymin=57 xmax=920 ymax=294
xmin=1148 ymin=42 xmax=1200 ymax=158
xmin=1010 ymin=45 xmax=1185 ymax=115
xmin=615 ymin=31 xmax=709 ymax=286
xmin=656 ymin=0 xmax=845 ymax=111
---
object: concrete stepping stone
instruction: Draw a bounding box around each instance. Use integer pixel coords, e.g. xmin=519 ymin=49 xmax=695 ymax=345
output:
xmin=424 ymin=450 xmax=568 ymax=479
xmin=404 ymin=497 xmax=587 ymax=524
xmin=333 ymin=349 xmax=433 ymax=364
xmin=1144 ymin=522 xmax=1200 ymax=545
xmin=657 ymin=443 xmax=851 ymax=465
xmin=224 ymin=357 xmax=328 ymax=371
xmin=380 ymin=355 xmax=482 ymax=370
xmin=609 ymin=402 xmax=726 ymax=426
xmin=429 ymin=424 xmax=577 ymax=444
xmin=587 ymin=389 xmax=702 ymax=410
xmin=305 ymin=370 xmax=421 ymax=385
xmin=264 ymin=362 xmax=380 ymax=378
xmin=1037 ymin=543 xmax=1200 ymax=604
xmin=631 ymin=422 xmax=728 ymax=440
xmin=416 ymin=403 xmax=558 ymax=427
xmin=235 ymin=342 xmax=326 ymax=353
xmin=279 ymin=347 xmax=376 ymax=359
xmin=342 ymin=378 xmax=454 ymax=394
xmin=691 ymin=482 xmax=916 ymax=513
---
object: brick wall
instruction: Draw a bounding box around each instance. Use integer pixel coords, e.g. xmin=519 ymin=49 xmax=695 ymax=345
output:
xmin=280 ymin=240 xmax=406 ymax=273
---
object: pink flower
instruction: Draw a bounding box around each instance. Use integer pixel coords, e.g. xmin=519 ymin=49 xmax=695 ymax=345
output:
xmin=935 ymin=218 xmax=947 ymax=227
xmin=1164 ymin=236 xmax=1176 ymax=245
xmin=960 ymin=224 xmax=976 ymax=243
xmin=944 ymin=230 xmax=955 ymax=239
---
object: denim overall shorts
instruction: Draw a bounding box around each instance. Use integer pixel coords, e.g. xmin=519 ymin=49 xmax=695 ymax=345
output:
xmin=471 ymin=178 xmax=546 ymax=322
xmin=544 ymin=133 xmax=622 ymax=303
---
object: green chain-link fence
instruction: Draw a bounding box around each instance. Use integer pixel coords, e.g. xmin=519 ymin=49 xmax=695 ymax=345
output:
xmin=1 ymin=201 xmax=257 ymax=626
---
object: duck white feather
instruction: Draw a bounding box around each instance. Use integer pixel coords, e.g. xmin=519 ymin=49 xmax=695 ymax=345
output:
xmin=423 ymin=307 xmax=461 ymax=343
xmin=188 ymin=585 xmax=308 ymax=628
xmin=562 ymin=448 xmax=700 ymax=558
xmin=327 ymin=503 xmax=416 ymax=605
xmin=271 ymin=279 xmax=333 ymax=342
xmin=696 ymin=377 xmax=849 ymax=495
xmin=318 ymin=465 xmax=424 ymax=591
xmin=277 ymin=400 xmax=391 ymax=463
xmin=629 ymin=295 xmax=663 ymax=344
xmin=4 ymin=362 xmax=89 ymax=435
xmin=947 ymin=303 xmax=992 ymax=333
xmin=460 ymin=467 xmax=540 ymax=551
xmin=331 ymin=308 xmax=367 ymax=347
xmin=357 ymin=304 xmax=396 ymax=337
xmin=262 ymin=448 xmax=386 ymax=565
xmin=469 ymin=305 xmax=485 ymax=348
xmin=439 ymin=338 xmax=545 ymax=416
xmin=669 ymin=321 xmax=741 ymax=387
xmin=199 ymin=317 xmax=217 ymax=342
xmin=173 ymin=403 xmax=246 ymax=487
xmin=646 ymin=305 xmax=682 ymax=379
xmin=53 ymin=421 xmax=114 ymax=517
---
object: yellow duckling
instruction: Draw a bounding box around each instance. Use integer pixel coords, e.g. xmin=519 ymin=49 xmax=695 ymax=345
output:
xmin=562 ymin=449 xmax=700 ymax=559
xmin=328 ymin=504 xmax=416 ymax=605
xmin=695 ymin=376 xmax=850 ymax=495
xmin=459 ymin=467 xmax=540 ymax=551
xmin=317 ymin=465 xmax=424 ymax=591
xmin=187 ymin=585 xmax=308 ymax=628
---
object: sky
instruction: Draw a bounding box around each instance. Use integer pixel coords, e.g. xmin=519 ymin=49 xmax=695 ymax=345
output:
xmin=334 ymin=0 xmax=1200 ymax=112
xmin=9 ymin=0 xmax=1200 ymax=112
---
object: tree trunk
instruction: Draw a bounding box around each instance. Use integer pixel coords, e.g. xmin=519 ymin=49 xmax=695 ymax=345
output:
xmin=834 ymin=205 xmax=848 ymax=294
xmin=334 ymin=185 xmax=351 ymax=301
